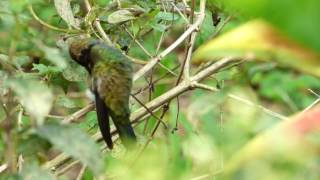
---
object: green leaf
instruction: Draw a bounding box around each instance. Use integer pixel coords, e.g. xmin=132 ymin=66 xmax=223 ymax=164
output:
xmin=32 ymin=64 xmax=62 ymax=75
xmin=6 ymin=78 xmax=53 ymax=125
xmin=9 ymin=0 xmax=28 ymax=13
xmin=107 ymin=9 xmax=136 ymax=24
xmin=156 ymin=12 xmax=179 ymax=21
xmin=54 ymin=0 xmax=80 ymax=29
xmin=36 ymin=123 xmax=104 ymax=175
xmin=150 ymin=23 xmax=167 ymax=32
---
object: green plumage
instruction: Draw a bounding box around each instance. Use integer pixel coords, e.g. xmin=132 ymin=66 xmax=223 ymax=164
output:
xmin=69 ymin=38 xmax=136 ymax=149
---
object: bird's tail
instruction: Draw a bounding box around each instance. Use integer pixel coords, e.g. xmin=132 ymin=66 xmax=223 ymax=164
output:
xmin=94 ymin=91 xmax=114 ymax=149
xmin=113 ymin=116 xmax=137 ymax=148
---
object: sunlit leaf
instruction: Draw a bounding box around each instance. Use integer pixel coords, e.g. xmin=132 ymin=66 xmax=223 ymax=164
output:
xmin=193 ymin=19 xmax=320 ymax=77
xmin=36 ymin=123 xmax=104 ymax=175
xmin=7 ymin=78 xmax=53 ymax=125
xmin=54 ymin=0 xmax=80 ymax=29
xmin=107 ymin=9 xmax=136 ymax=24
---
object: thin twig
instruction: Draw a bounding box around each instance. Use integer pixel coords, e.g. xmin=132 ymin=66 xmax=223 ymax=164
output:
xmin=301 ymin=89 xmax=320 ymax=113
xmin=28 ymin=5 xmax=80 ymax=33
xmin=130 ymin=94 xmax=168 ymax=128
xmin=124 ymin=27 xmax=153 ymax=57
xmin=170 ymin=2 xmax=189 ymax=24
xmin=83 ymin=0 xmax=112 ymax=45
xmin=133 ymin=0 xmax=207 ymax=81
xmin=133 ymin=65 xmax=180 ymax=96
xmin=194 ymin=83 xmax=288 ymax=120
xmin=211 ymin=15 xmax=232 ymax=39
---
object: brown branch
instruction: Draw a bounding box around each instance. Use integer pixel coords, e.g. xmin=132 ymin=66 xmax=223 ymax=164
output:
xmin=133 ymin=0 xmax=207 ymax=81
xmin=62 ymin=103 xmax=95 ymax=124
xmin=83 ymin=0 xmax=112 ymax=45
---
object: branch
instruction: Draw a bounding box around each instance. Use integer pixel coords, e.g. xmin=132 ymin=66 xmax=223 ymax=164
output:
xmin=62 ymin=103 xmax=95 ymax=124
xmin=133 ymin=0 xmax=207 ymax=81
xmin=194 ymin=83 xmax=288 ymax=120
xmin=181 ymin=0 xmax=206 ymax=81
xmin=28 ymin=5 xmax=81 ymax=34
xmin=84 ymin=0 xmax=112 ymax=45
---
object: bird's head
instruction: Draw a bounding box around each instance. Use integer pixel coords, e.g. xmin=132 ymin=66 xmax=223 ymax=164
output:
xmin=67 ymin=37 xmax=99 ymax=73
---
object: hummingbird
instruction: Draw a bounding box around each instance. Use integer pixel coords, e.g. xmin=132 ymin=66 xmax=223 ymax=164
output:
xmin=68 ymin=38 xmax=136 ymax=149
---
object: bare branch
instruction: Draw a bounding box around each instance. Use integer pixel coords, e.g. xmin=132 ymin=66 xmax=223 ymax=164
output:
xmin=124 ymin=27 xmax=153 ymax=57
xmin=63 ymin=103 xmax=95 ymax=124
xmin=301 ymin=89 xmax=320 ymax=113
xmin=133 ymin=0 xmax=207 ymax=81
xmin=84 ymin=0 xmax=112 ymax=45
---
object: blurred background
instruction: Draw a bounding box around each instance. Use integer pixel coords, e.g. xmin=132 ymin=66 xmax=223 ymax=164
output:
xmin=0 ymin=0 xmax=319 ymax=179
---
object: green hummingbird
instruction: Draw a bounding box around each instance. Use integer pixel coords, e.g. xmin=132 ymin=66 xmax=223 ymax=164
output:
xmin=68 ymin=38 xmax=136 ymax=149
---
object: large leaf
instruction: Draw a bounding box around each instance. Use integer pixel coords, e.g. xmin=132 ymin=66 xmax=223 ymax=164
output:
xmin=6 ymin=78 xmax=53 ymax=125
xmin=54 ymin=0 xmax=80 ymax=29
xmin=193 ymin=20 xmax=320 ymax=77
xmin=107 ymin=9 xmax=136 ymax=24
xmin=208 ymin=0 xmax=320 ymax=53
xmin=36 ymin=123 xmax=104 ymax=175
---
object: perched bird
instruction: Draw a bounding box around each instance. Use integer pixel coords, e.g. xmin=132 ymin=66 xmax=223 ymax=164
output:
xmin=68 ymin=38 xmax=136 ymax=149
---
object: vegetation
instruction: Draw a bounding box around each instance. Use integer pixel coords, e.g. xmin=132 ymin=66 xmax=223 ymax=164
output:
xmin=0 ymin=0 xmax=319 ymax=179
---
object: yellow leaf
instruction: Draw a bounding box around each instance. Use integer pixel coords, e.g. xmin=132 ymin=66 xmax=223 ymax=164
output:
xmin=193 ymin=19 xmax=320 ymax=77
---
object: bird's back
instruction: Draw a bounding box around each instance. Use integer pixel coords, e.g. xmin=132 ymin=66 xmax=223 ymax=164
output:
xmin=90 ymin=44 xmax=133 ymax=121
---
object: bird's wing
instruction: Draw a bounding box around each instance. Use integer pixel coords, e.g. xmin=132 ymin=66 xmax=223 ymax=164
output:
xmin=93 ymin=88 xmax=113 ymax=149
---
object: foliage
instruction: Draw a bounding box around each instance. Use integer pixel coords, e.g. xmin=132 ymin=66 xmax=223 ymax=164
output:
xmin=0 ymin=0 xmax=319 ymax=179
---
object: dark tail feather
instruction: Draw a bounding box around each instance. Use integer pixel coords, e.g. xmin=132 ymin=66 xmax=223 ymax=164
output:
xmin=113 ymin=117 xmax=137 ymax=148
xmin=94 ymin=91 xmax=113 ymax=149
